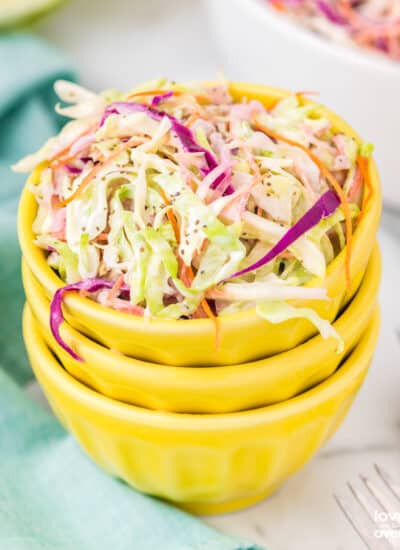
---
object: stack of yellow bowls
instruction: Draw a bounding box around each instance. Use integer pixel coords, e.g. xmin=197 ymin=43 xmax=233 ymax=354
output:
xmin=19 ymin=83 xmax=382 ymax=515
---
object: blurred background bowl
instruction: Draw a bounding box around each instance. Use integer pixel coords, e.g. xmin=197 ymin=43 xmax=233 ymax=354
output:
xmin=205 ymin=0 xmax=400 ymax=209
xmin=23 ymin=304 xmax=380 ymax=515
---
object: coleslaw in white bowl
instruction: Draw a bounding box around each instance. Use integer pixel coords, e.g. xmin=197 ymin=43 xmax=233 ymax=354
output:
xmin=205 ymin=0 xmax=400 ymax=209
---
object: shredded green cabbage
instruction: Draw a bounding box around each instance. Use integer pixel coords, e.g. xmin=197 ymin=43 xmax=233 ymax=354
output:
xmin=15 ymin=79 xmax=366 ymax=346
xmin=257 ymin=301 xmax=344 ymax=353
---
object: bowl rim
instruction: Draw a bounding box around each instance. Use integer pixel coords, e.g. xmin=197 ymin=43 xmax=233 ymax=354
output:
xmin=18 ymin=81 xmax=382 ymax=334
xmin=240 ymin=0 xmax=400 ymax=76
xmin=24 ymin=304 xmax=380 ymax=430
xmin=23 ymin=244 xmax=381 ymax=378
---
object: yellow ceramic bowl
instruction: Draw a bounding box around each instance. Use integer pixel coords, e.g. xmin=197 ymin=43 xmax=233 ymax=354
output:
xmin=23 ymin=304 xmax=379 ymax=515
xmin=18 ymin=82 xmax=382 ymax=366
xmin=23 ymin=245 xmax=381 ymax=413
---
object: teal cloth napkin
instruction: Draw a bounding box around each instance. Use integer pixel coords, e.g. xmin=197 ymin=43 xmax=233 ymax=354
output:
xmin=0 ymin=32 xmax=73 ymax=385
xmin=0 ymin=33 xmax=263 ymax=550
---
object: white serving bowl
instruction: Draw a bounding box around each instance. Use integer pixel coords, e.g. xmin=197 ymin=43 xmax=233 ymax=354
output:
xmin=205 ymin=0 xmax=400 ymax=209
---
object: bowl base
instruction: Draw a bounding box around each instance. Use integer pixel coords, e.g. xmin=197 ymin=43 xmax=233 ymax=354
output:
xmin=176 ymin=484 xmax=280 ymax=515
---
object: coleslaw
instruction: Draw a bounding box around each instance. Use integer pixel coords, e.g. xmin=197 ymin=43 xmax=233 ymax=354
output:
xmin=14 ymin=79 xmax=372 ymax=359
xmin=268 ymin=1 xmax=400 ymax=62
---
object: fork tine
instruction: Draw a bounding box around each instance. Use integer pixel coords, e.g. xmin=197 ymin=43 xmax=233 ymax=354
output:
xmin=346 ymin=478 xmax=399 ymax=546
xmin=334 ymin=492 xmax=389 ymax=550
xmin=361 ymin=474 xmax=400 ymax=527
xmin=348 ymin=480 xmax=384 ymax=525
xmin=375 ymin=465 xmax=400 ymax=503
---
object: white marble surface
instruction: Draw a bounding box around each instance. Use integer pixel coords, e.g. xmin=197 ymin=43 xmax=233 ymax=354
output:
xmin=26 ymin=1 xmax=400 ymax=548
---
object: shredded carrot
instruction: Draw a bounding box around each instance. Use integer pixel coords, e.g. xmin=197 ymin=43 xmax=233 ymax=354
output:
xmin=56 ymin=137 xmax=141 ymax=208
xmin=166 ymin=209 xmax=180 ymax=242
xmin=158 ymin=188 xmax=180 ymax=242
xmin=107 ymin=275 xmax=124 ymax=304
xmin=356 ymin=155 xmax=373 ymax=225
xmin=125 ymin=89 xmax=172 ymax=100
xmin=115 ymin=302 xmax=145 ymax=316
xmin=95 ymin=232 xmax=109 ymax=243
xmin=50 ymin=146 xmax=74 ymax=164
xmin=184 ymin=264 xmax=221 ymax=351
xmin=200 ymin=295 xmax=216 ymax=319
xmin=280 ymin=251 xmax=295 ymax=260
xmin=125 ymin=89 xmax=210 ymax=104
xmin=254 ymin=121 xmax=354 ymax=294
xmin=51 ymin=153 xmax=80 ymax=171
xmin=270 ymin=0 xmax=286 ymax=11
xmin=347 ymin=163 xmax=363 ymax=201
xmin=180 ymin=264 xmax=219 ymax=345
xmin=158 ymin=187 xmax=217 ymax=328
xmin=178 ymin=261 xmax=193 ymax=289
xmin=187 ymin=179 xmax=197 ymax=192
xmin=256 ymin=206 xmax=263 ymax=217
xmin=186 ymin=264 xmax=216 ymax=316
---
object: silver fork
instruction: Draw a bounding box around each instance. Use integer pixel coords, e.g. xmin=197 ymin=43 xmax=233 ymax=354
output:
xmin=334 ymin=465 xmax=400 ymax=550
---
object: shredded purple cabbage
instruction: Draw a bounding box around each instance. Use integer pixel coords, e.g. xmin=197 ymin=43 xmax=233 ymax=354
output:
xmin=151 ymin=91 xmax=174 ymax=107
xmin=101 ymin=102 xmax=234 ymax=194
xmin=50 ymin=279 xmax=114 ymax=361
xmin=65 ymin=165 xmax=82 ymax=175
xmin=316 ymin=0 xmax=346 ymax=25
xmin=278 ymin=0 xmax=345 ymax=24
xmin=228 ymin=189 xmax=341 ymax=280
